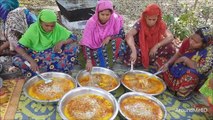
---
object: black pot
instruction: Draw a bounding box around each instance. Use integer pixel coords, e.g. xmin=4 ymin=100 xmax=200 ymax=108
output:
xmin=56 ymin=0 xmax=96 ymax=22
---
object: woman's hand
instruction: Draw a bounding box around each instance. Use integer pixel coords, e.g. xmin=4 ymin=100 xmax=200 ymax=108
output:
xmin=86 ymin=59 xmax=93 ymax=72
xmin=175 ymin=56 xmax=188 ymax=64
xmin=29 ymin=60 xmax=39 ymax=72
xmin=130 ymin=50 xmax=137 ymax=63
xmin=102 ymin=36 xmax=111 ymax=46
xmin=175 ymin=56 xmax=198 ymax=68
xmin=149 ymin=44 xmax=159 ymax=57
xmin=54 ymin=41 xmax=64 ymax=53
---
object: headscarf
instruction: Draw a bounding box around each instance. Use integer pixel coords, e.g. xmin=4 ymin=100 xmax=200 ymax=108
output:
xmin=5 ymin=7 xmax=30 ymax=34
xmin=5 ymin=7 xmax=30 ymax=51
xmin=0 ymin=0 xmax=19 ymax=21
xmin=80 ymin=0 xmax=124 ymax=49
xmin=139 ymin=3 xmax=167 ymax=68
xmin=179 ymin=27 xmax=213 ymax=55
xmin=195 ymin=27 xmax=213 ymax=44
xmin=19 ymin=9 xmax=71 ymax=52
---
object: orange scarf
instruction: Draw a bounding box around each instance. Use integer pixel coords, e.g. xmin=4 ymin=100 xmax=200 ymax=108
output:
xmin=139 ymin=4 xmax=167 ymax=68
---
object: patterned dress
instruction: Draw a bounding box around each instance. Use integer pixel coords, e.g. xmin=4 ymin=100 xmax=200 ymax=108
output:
xmin=1 ymin=7 xmax=36 ymax=51
xmin=12 ymin=35 xmax=79 ymax=78
xmin=124 ymin=21 xmax=176 ymax=67
xmin=81 ymin=28 xmax=126 ymax=69
xmin=156 ymin=45 xmax=213 ymax=100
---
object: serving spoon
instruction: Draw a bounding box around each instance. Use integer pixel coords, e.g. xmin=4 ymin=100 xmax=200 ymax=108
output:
xmin=24 ymin=61 xmax=52 ymax=84
xmin=126 ymin=61 xmax=135 ymax=76
xmin=89 ymin=70 xmax=95 ymax=86
xmin=144 ymin=70 xmax=163 ymax=81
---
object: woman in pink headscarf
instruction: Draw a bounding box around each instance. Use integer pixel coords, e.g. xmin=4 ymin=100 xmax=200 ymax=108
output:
xmin=80 ymin=0 xmax=126 ymax=71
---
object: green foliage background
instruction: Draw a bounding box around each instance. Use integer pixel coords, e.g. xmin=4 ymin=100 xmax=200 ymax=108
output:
xmin=19 ymin=0 xmax=213 ymax=40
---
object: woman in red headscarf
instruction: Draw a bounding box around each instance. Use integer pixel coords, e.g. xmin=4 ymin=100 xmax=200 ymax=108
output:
xmin=125 ymin=3 xmax=176 ymax=68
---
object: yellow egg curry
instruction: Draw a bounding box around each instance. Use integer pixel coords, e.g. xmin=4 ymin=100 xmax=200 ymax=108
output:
xmin=79 ymin=73 xmax=118 ymax=91
xmin=122 ymin=73 xmax=164 ymax=94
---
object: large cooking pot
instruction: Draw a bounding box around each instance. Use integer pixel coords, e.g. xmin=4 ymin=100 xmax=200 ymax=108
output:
xmin=121 ymin=70 xmax=166 ymax=96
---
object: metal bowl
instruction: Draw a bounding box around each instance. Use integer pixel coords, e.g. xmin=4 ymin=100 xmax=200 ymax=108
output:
xmin=118 ymin=92 xmax=167 ymax=120
xmin=58 ymin=87 xmax=119 ymax=120
xmin=23 ymin=72 xmax=77 ymax=103
xmin=121 ymin=70 xmax=166 ymax=96
xmin=76 ymin=67 xmax=120 ymax=92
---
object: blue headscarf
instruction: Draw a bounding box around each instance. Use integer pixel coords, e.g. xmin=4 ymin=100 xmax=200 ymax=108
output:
xmin=0 ymin=0 xmax=19 ymax=21
xmin=195 ymin=27 xmax=213 ymax=43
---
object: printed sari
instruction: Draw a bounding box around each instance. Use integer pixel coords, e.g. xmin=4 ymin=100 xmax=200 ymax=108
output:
xmin=156 ymin=45 xmax=213 ymax=100
xmin=81 ymin=37 xmax=126 ymax=68
xmin=124 ymin=21 xmax=176 ymax=67
xmin=13 ymin=41 xmax=78 ymax=78
xmin=12 ymin=9 xmax=78 ymax=78
xmin=1 ymin=7 xmax=36 ymax=51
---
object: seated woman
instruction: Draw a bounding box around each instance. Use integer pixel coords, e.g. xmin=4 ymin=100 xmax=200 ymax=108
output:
xmin=125 ymin=3 xmax=176 ymax=69
xmin=158 ymin=27 xmax=213 ymax=101
xmin=12 ymin=9 xmax=78 ymax=78
xmin=79 ymin=0 xmax=126 ymax=71
xmin=0 ymin=0 xmax=36 ymax=55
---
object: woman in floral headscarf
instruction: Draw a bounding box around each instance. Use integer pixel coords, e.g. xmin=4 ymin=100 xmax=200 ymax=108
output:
xmin=12 ymin=9 xmax=78 ymax=78
xmin=80 ymin=0 xmax=126 ymax=71
xmin=0 ymin=0 xmax=36 ymax=55
xmin=159 ymin=27 xmax=213 ymax=101
xmin=125 ymin=3 xmax=176 ymax=68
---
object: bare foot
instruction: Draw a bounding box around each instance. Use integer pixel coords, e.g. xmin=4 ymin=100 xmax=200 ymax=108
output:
xmin=8 ymin=66 xmax=19 ymax=73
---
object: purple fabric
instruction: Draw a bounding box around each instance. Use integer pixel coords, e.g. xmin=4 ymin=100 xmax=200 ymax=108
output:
xmin=80 ymin=0 xmax=123 ymax=49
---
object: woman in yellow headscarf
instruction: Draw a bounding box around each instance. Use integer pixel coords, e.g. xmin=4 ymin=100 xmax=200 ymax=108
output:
xmin=12 ymin=9 xmax=78 ymax=78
